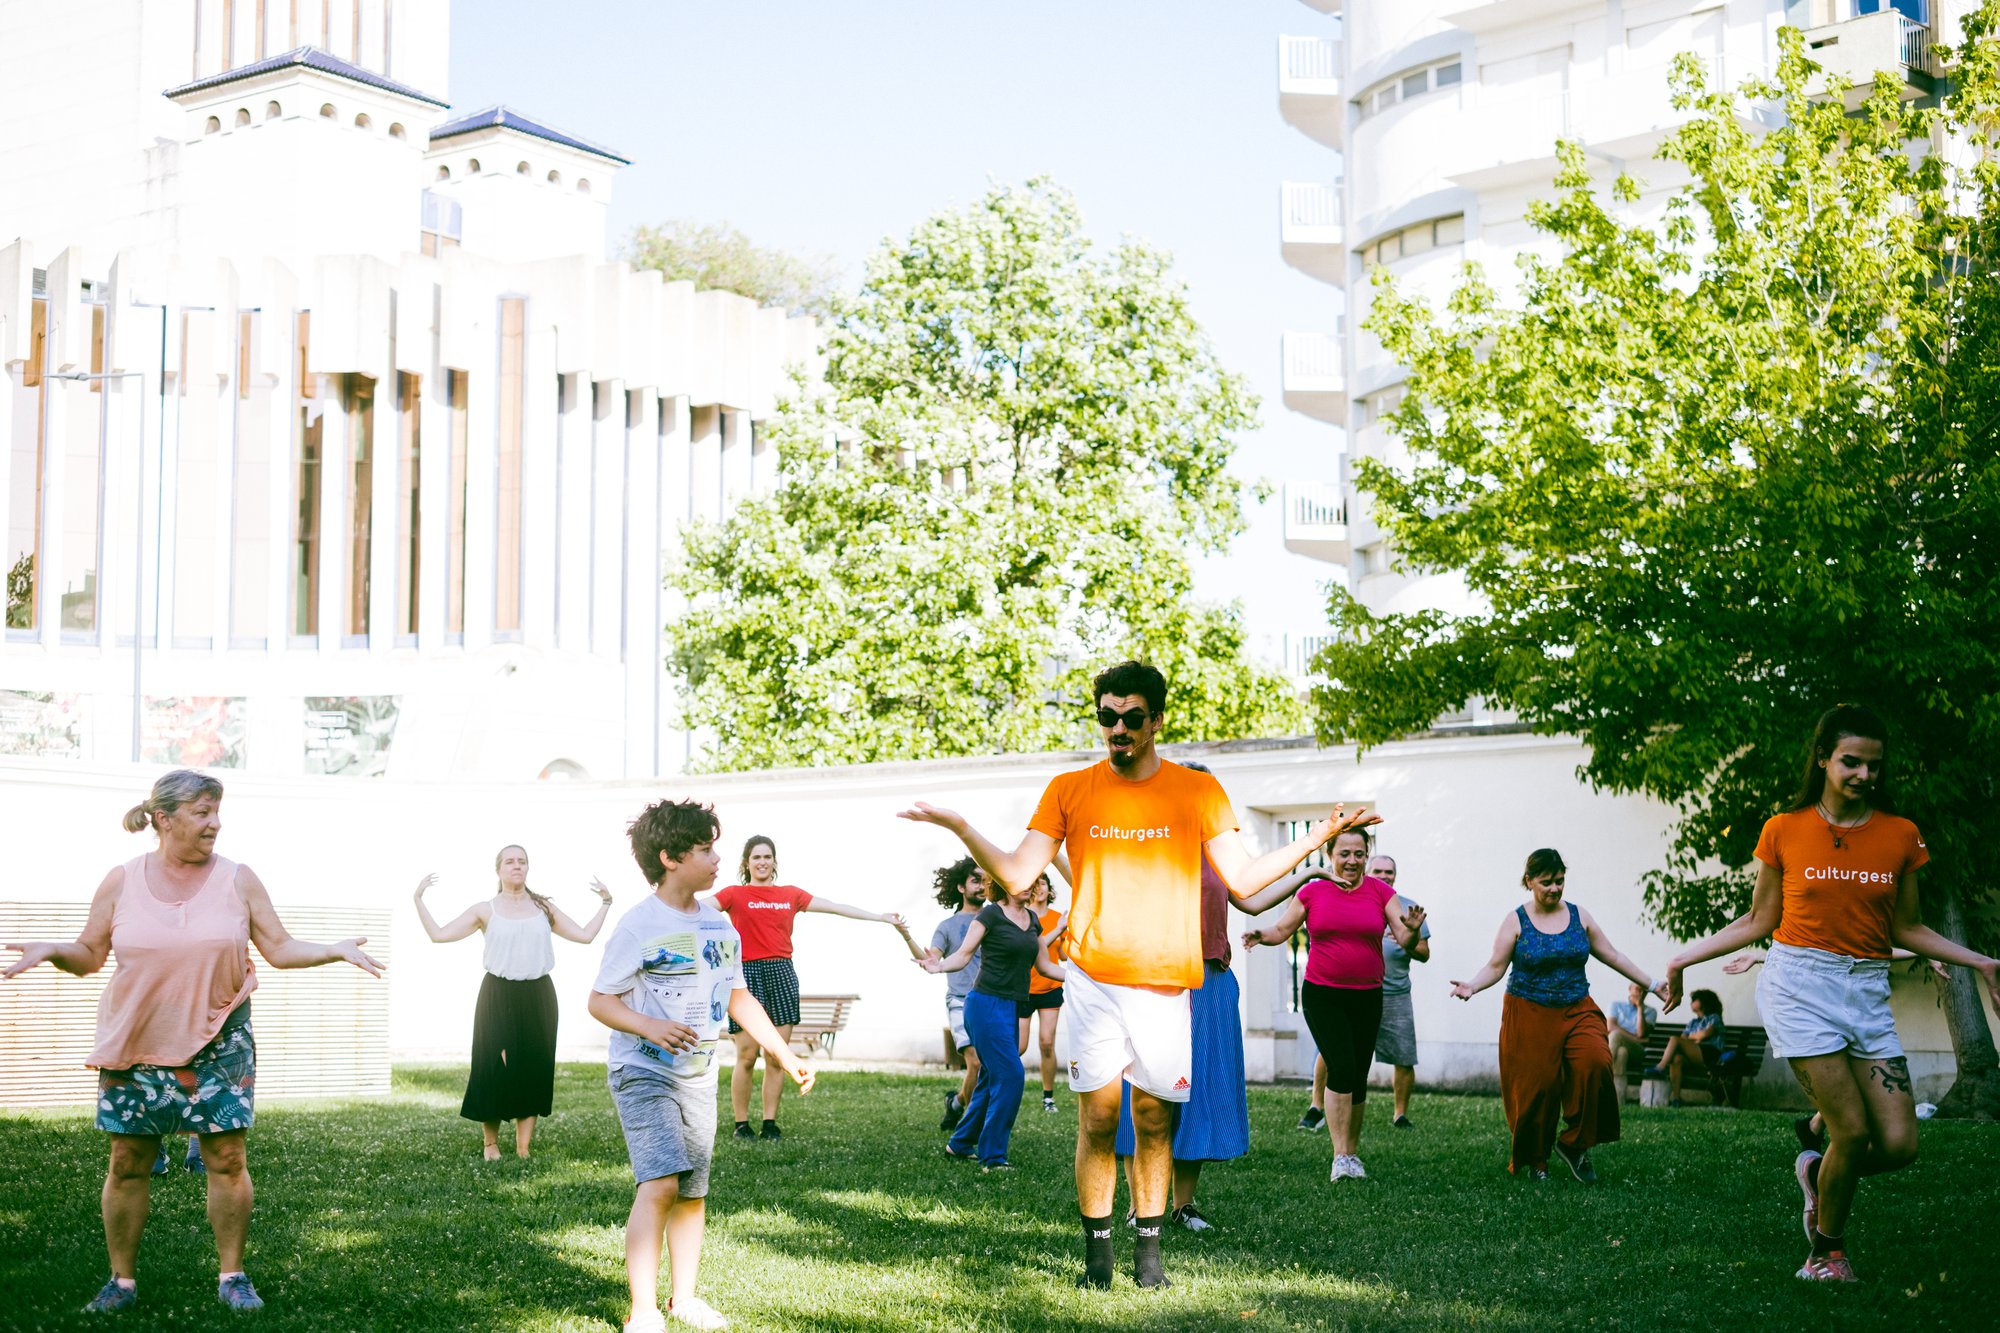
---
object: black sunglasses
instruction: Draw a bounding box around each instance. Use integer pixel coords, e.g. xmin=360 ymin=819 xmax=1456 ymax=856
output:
xmin=1095 ymin=707 xmax=1155 ymax=731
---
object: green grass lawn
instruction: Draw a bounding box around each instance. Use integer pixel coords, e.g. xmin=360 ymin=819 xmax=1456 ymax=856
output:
xmin=1 ymin=1066 xmax=1992 ymax=1331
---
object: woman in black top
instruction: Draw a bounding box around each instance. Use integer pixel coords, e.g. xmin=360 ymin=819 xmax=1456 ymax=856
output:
xmin=920 ymin=871 xmax=1054 ymax=1170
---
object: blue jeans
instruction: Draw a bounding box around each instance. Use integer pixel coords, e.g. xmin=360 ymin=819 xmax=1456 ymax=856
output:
xmin=948 ymin=990 xmax=1025 ymax=1166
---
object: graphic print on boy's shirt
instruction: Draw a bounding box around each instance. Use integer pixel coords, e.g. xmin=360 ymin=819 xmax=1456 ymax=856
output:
xmin=595 ymin=898 xmax=743 ymax=1087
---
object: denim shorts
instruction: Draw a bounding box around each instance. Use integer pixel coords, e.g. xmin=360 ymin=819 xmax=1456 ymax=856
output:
xmin=1758 ymin=943 xmax=1902 ymax=1061
xmin=96 ymin=1003 xmax=255 ymax=1137
xmin=609 ymin=1064 xmax=718 ymax=1195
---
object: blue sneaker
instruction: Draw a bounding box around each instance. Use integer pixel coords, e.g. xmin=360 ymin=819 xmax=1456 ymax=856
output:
xmin=151 ymin=1144 xmax=170 ymax=1176
xmin=185 ymin=1139 xmax=206 ymax=1174
xmin=84 ymin=1279 xmax=137 ymax=1313
xmin=217 ymin=1275 xmax=264 ymax=1311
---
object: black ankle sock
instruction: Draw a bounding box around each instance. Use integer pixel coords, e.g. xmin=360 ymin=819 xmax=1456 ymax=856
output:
xmin=1079 ymin=1214 xmax=1114 ymax=1288
xmin=735 ymin=1120 xmax=749 ymax=1129
xmin=1810 ymin=1228 xmax=1843 ymax=1256
xmin=1133 ymin=1214 xmax=1169 ymax=1288
xmin=762 ymin=1119 xmax=777 ymax=1129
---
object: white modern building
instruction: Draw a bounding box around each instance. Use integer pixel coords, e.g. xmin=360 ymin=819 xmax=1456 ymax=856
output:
xmin=1 ymin=0 xmax=818 ymax=783
xmin=1275 ymin=0 xmax=1956 ymax=620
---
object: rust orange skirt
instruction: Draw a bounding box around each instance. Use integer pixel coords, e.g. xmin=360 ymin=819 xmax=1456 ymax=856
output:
xmin=1498 ymin=992 xmax=1619 ymax=1173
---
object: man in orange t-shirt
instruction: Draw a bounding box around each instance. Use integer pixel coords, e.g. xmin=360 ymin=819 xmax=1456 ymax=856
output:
xmin=900 ymin=659 xmax=1372 ymax=1292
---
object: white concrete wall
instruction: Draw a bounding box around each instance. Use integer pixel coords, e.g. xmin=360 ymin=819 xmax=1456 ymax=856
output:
xmin=5 ymin=731 xmax=1988 ymax=1101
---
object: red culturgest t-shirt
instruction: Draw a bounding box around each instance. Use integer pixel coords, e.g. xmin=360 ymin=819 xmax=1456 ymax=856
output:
xmin=1299 ymin=874 xmax=1397 ymax=989
xmin=710 ymin=884 xmax=814 ymax=961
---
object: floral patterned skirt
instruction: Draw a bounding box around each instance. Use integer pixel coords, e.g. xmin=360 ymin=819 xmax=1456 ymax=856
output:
xmin=95 ymin=1002 xmax=255 ymax=1137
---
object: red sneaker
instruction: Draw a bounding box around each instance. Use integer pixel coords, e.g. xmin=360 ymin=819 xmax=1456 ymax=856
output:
xmin=1797 ymin=1250 xmax=1856 ymax=1282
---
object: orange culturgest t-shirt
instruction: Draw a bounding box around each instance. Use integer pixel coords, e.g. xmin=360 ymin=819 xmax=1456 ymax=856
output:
xmin=1027 ymin=908 xmax=1064 ymax=996
xmin=1028 ymin=760 xmax=1237 ymax=990
xmin=1754 ymin=808 xmax=1929 ymax=960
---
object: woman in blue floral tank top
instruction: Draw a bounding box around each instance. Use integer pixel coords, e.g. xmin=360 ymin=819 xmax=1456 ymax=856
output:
xmin=1451 ymin=848 xmax=1666 ymax=1181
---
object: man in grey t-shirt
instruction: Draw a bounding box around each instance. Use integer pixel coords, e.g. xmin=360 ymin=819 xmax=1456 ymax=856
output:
xmin=1372 ymin=856 xmax=1430 ymax=1129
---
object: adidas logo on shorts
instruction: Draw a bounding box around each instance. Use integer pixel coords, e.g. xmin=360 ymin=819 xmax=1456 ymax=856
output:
xmin=1173 ymin=1076 xmax=1190 ymax=1091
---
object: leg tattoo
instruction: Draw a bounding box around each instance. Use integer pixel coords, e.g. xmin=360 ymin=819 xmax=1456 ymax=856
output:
xmin=1869 ymin=1057 xmax=1913 ymax=1097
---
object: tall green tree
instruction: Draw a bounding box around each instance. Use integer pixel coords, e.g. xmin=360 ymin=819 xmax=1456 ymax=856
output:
xmin=1314 ymin=19 xmax=2000 ymax=1115
xmin=626 ymin=219 xmax=840 ymax=316
xmin=669 ymin=178 xmax=1299 ymax=770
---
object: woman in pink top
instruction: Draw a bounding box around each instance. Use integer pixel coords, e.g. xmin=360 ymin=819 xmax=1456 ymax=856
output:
xmin=1243 ymin=828 xmax=1423 ymax=1182
xmin=1 ymin=770 xmax=383 ymax=1316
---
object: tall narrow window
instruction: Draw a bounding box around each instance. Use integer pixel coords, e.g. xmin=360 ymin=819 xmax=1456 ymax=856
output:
xmin=293 ymin=313 xmax=320 ymax=638
xmin=395 ymin=371 xmax=420 ymax=637
xmin=344 ymin=374 xmax=375 ymax=639
xmin=7 ymin=296 xmax=48 ymax=629
xmin=495 ymin=297 xmax=525 ymax=634
xmin=231 ymin=312 xmax=270 ymax=643
xmin=446 ymin=368 xmax=468 ymax=637
xmin=223 ymin=0 xmax=236 ymax=68
xmin=173 ymin=310 xmax=219 ymax=644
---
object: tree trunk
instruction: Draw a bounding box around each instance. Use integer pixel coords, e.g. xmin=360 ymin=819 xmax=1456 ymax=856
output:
xmin=1924 ymin=876 xmax=2000 ymax=1121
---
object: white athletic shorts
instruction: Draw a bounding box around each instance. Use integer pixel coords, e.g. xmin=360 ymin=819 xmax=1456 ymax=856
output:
xmin=1064 ymin=963 xmax=1193 ymax=1103
xmin=945 ymin=994 xmax=971 ymax=1051
xmin=1758 ymin=942 xmax=1902 ymax=1061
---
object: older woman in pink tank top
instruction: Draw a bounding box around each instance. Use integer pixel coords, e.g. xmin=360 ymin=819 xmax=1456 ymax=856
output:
xmin=1 ymin=769 xmax=383 ymax=1316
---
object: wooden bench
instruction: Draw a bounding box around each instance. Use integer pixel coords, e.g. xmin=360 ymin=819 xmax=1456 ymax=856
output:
xmin=1624 ymin=1023 xmax=1769 ymax=1107
xmin=789 ymin=994 xmax=861 ymax=1059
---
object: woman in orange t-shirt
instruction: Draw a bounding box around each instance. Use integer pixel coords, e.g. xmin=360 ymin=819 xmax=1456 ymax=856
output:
xmin=1666 ymin=705 xmax=2000 ymax=1285
xmin=1016 ymin=873 xmax=1066 ymax=1113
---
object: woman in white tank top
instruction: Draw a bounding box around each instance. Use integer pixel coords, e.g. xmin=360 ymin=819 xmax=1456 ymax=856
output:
xmin=414 ymin=844 xmax=612 ymax=1160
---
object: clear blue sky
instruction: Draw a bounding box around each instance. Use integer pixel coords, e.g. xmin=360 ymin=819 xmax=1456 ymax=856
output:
xmin=448 ymin=0 xmax=1344 ymax=661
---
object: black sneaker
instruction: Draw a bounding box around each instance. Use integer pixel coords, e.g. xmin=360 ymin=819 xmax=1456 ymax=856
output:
xmin=940 ymin=1091 xmax=963 ymax=1132
xmin=1794 ymin=1115 xmax=1826 ymax=1154
xmin=1553 ymin=1139 xmax=1597 ymax=1183
xmin=1392 ymin=1114 xmax=1414 ymax=1130
xmin=1123 ymin=1210 xmax=1137 ymax=1228
xmin=1521 ymin=1165 xmax=1550 ymax=1181
xmin=733 ymin=1122 xmax=755 ymax=1140
xmin=1174 ymin=1203 xmax=1214 ymax=1233
xmin=759 ymin=1120 xmax=782 ymax=1140
xmin=1296 ymin=1106 xmax=1326 ymax=1132
xmin=1042 ymin=1093 xmax=1058 ymax=1113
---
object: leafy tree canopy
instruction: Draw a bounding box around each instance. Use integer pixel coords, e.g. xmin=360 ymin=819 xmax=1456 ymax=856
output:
xmin=626 ymin=219 xmax=840 ymax=316
xmin=668 ymin=178 xmax=1300 ymax=770
xmin=1314 ymin=18 xmax=2000 ymax=1111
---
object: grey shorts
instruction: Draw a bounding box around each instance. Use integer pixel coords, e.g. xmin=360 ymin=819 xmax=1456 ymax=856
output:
xmin=1375 ymin=990 xmax=1419 ymax=1068
xmin=946 ymin=994 xmax=971 ymax=1050
xmin=609 ymin=1064 xmax=718 ymax=1196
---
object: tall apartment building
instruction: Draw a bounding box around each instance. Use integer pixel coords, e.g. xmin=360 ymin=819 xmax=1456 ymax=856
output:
xmin=0 ymin=0 xmax=817 ymax=781
xmin=1275 ymin=0 xmax=1955 ymax=625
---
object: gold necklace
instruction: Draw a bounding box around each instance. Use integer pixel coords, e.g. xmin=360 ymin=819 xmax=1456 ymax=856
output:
xmin=1815 ymin=802 xmax=1871 ymax=850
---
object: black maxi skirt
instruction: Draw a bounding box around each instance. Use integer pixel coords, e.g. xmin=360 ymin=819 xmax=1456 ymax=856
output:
xmin=460 ymin=973 xmax=558 ymax=1122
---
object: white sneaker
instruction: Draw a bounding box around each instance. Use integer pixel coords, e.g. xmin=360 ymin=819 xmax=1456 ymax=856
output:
xmin=1330 ymin=1154 xmax=1368 ymax=1180
xmin=669 ymin=1295 xmax=729 ymax=1330
xmin=624 ymin=1311 xmax=667 ymax=1333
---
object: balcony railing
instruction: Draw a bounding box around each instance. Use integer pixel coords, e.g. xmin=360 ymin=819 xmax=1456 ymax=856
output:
xmin=1290 ymin=482 xmax=1345 ymax=529
xmin=1282 ymin=481 xmax=1349 ymax=564
xmin=1281 ymin=181 xmax=1341 ymax=236
xmin=1281 ymin=331 xmax=1346 ymax=424
xmin=1278 ymin=35 xmax=1343 ymax=149
xmin=1801 ymin=6 xmax=1940 ymax=100
xmin=1285 ymin=631 xmax=1338 ymax=681
xmin=1279 ymin=181 xmax=1344 ymax=285
xmin=1279 ymin=34 xmax=1340 ymax=88
xmin=1899 ymin=15 xmax=1937 ymax=74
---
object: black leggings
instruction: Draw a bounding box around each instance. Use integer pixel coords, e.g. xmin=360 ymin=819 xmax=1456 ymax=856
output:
xmin=1301 ymin=983 xmax=1383 ymax=1105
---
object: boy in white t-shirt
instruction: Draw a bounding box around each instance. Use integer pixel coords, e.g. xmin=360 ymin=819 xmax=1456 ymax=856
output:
xmin=589 ymin=799 xmax=816 ymax=1333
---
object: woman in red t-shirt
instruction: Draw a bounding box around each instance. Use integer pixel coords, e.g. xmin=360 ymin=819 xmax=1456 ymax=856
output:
xmin=1243 ymin=828 xmax=1423 ymax=1182
xmin=707 ymin=835 xmax=913 ymax=1140
xmin=1667 ymin=705 xmax=2000 ymax=1284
